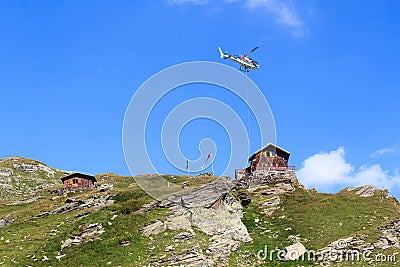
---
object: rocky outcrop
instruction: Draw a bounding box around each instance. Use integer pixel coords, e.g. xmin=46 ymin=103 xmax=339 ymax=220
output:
xmin=0 ymin=168 xmax=13 ymax=177
xmin=173 ymin=232 xmax=195 ymax=241
xmin=32 ymin=194 xmax=114 ymax=219
xmin=156 ymin=246 xmax=214 ymax=267
xmin=142 ymin=220 xmax=167 ymax=237
xmin=162 ymin=176 xmax=234 ymax=208
xmin=316 ymin=223 xmax=400 ymax=263
xmin=141 ymin=177 xmax=252 ymax=265
xmin=5 ymin=196 xmax=40 ymax=206
xmin=0 ymin=156 xmax=66 ymax=201
xmin=13 ymin=162 xmax=55 ymax=177
xmin=260 ymin=196 xmax=281 ymax=216
xmin=236 ymin=172 xmax=300 ymax=190
xmin=61 ymin=223 xmax=105 ymax=250
xmin=378 ymin=217 xmax=400 ymax=248
xmin=355 ymin=185 xmax=379 ymax=197
xmin=315 ymin=236 xmax=369 ymax=262
xmin=206 ymin=236 xmax=240 ymax=261
xmin=249 ymin=180 xmax=296 ymax=218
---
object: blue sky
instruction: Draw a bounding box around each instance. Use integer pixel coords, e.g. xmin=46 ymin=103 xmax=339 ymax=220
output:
xmin=1 ymin=1 xmax=399 ymax=196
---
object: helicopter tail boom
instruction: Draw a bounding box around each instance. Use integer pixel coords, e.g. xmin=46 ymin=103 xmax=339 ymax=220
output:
xmin=218 ymin=47 xmax=227 ymax=59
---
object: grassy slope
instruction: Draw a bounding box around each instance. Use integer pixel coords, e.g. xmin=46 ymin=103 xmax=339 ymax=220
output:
xmin=231 ymin=185 xmax=400 ymax=266
xmin=1 ymin=174 xmax=400 ymax=266
xmin=0 ymin=157 xmax=66 ymax=200
xmin=0 ymin=175 xmax=215 ymax=266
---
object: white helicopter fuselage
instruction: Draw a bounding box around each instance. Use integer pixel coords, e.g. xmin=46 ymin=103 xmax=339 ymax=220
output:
xmin=218 ymin=47 xmax=259 ymax=70
xmin=227 ymin=55 xmax=258 ymax=70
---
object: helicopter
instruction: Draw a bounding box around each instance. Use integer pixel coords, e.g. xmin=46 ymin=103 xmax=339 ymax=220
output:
xmin=218 ymin=46 xmax=260 ymax=71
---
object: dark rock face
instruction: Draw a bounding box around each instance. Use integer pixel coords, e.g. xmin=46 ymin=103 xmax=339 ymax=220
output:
xmin=236 ymin=190 xmax=251 ymax=207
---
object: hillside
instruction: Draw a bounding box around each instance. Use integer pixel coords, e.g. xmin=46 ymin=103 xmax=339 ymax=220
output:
xmin=0 ymin=156 xmax=69 ymax=201
xmin=0 ymin=157 xmax=399 ymax=266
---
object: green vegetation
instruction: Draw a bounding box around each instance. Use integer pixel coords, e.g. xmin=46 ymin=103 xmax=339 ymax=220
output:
xmin=1 ymin=158 xmax=399 ymax=266
xmin=230 ymin=186 xmax=400 ymax=266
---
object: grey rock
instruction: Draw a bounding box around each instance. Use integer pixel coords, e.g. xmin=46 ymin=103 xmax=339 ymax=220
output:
xmin=6 ymin=196 xmax=40 ymax=206
xmin=61 ymin=236 xmax=80 ymax=250
xmin=61 ymin=223 xmax=104 ymax=250
xmin=0 ymin=217 xmax=15 ymax=229
xmin=157 ymin=246 xmax=214 ymax=267
xmin=0 ymin=168 xmax=13 ymax=177
xmin=80 ymin=223 xmax=104 ymax=238
xmin=165 ymin=245 xmax=175 ymax=252
xmin=142 ymin=220 xmax=166 ymax=237
xmin=206 ymin=236 xmax=240 ymax=261
xmin=32 ymin=194 xmax=114 ymax=218
xmin=373 ymin=238 xmax=390 ymax=250
xmin=173 ymin=232 xmax=195 ymax=241
xmin=141 ymin=177 xmax=252 ymax=263
xmin=190 ymin=207 xmax=252 ymax=242
xmin=355 ymin=185 xmax=379 ymax=197
xmin=164 ymin=177 xmax=234 ymax=208
xmin=261 ymin=196 xmax=280 ymax=207
xmin=384 ymin=233 xmax=399 ymax=247
xmin=97 ymin=183 xmax=113 ymax=192
xmin=283 ymin=242 xmax=306 ymax=261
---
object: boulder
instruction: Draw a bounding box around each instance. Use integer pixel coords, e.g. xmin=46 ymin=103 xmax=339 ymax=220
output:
xmin=142 ymin=220 xmax=166 ymax=237
xmin=283 ymin=242 xmax=306 ymax=261
xmin=190 ymin=207 xmax=252 ymax=242
xmin=373 ymin=238 xmax=390 ymax=250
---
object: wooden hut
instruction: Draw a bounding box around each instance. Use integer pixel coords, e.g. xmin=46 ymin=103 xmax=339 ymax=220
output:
xmin=61 ymin=173 xmax=96 ymax=191
xmin=235 ymin=143 xmax=295 ymax=179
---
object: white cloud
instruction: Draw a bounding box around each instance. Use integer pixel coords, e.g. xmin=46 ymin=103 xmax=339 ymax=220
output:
xmin=297 ymin=147 xmax=400 ymax=193
xmin=246 ymin=0 xmax=307 ymax=37
xmin=371 ymin=143 xmax=398 ymax=157
xmin=297 ymin=147 xmax=352 ymax=190
xmin=353 ymin=164 xmax=398 ymax=189
xmin=168 ymin=0 xmax=308 ymax=37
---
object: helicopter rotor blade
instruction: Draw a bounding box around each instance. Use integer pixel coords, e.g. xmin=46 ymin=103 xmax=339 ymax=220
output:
xmin=245 ymin=46 xmax=259 ymax=56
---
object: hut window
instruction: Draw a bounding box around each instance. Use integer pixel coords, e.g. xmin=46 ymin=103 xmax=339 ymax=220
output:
xmin=73 ymin=179 xmax=78 ymax=184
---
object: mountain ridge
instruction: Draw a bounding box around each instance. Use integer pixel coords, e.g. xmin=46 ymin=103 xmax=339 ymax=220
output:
xmin=0 ymin=156 xmax=399 ymax=266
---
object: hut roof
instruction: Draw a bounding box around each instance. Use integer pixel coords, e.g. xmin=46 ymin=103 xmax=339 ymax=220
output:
xmin=61 ymin=172 xmax=97 ymax=183
xmin=248 ymin=143 xmax=291 ymax=162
